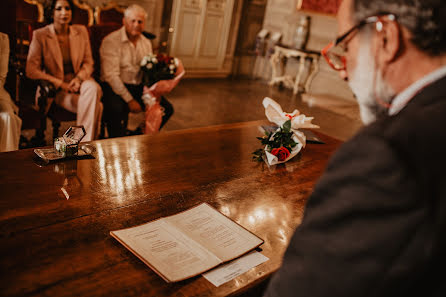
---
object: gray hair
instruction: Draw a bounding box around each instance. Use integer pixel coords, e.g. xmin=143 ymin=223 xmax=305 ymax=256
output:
xmin=352 ymin=0 xmax=446 ymax=56
xmin=124 ymin=4 xmax=147 ymax=19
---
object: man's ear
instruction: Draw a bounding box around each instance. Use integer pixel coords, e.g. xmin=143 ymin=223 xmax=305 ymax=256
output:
xmin=376 ymin=19 xmax=401 ymax=64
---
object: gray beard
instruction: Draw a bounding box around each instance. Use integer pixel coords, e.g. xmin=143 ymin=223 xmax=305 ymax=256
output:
xmin=348 ymin=39 xmax=395 ymax=125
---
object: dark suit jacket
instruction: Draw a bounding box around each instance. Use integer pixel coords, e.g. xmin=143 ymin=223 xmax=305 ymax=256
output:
xmin=264 ymin=75 xmax=446 ymax=297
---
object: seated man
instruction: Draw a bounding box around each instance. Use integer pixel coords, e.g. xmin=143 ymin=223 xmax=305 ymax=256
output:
xmin=264 ymin=0 xmax=446 ymax=296
xmin=0 ymin=32 xmax=21 ymax=152
xmin=100 ymin=4 xmax=184 ymax=138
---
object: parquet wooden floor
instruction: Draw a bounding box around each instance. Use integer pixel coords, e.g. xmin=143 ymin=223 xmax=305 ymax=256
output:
xmin=22 ymin=78 xmax=362 ymax=145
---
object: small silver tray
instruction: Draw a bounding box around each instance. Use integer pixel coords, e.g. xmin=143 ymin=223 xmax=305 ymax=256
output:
xmin=34 ymin=144 xmax=96 ymax=162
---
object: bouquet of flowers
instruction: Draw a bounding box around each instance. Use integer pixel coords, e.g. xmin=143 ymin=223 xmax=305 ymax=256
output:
xmin=139 ymin=53 xmax=179 ymax=135
xmin=140 ymin=53 xmax=178 ymax=88
xmin=252 ymin=119 xmax=301 ymax=163
xmin=252 ymin=97 xmax=319 ymax=165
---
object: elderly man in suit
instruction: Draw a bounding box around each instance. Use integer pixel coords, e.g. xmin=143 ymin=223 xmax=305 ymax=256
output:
xmin=263 ymin=0 xmax=446 ymax=296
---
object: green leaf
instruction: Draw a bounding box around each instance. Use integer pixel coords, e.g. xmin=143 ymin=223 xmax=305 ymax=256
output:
xmin=253 ymin=120 xmax=300 ymax=161
xmin=283 ymin=120 xmax=291 ymax=132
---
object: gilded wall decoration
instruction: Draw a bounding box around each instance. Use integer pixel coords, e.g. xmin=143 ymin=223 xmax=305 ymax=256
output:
xmin=35 ymin=0 xmax=116 ymax=8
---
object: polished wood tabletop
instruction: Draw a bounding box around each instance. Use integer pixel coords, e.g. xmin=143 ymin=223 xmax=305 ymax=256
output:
xmin=0 ymin=121 xmax=341 ymax=297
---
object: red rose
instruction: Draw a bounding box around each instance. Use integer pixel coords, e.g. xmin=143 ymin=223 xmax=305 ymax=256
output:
xmin=157 ymin=53 xmax=171 ymax=64
xmin=270 ymin=147 xmax=290 ymax=161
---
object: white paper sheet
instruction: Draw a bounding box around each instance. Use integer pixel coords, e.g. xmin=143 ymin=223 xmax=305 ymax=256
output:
xmin=202 ymin=251 xmax=269 ymax=287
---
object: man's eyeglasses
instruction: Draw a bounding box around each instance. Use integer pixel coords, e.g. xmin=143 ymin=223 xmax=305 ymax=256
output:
xmin=321 ymin=14 xmax=396 ymax=71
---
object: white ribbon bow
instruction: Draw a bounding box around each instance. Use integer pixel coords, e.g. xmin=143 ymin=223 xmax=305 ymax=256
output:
xmin=263 ymin=97 xmax=320 ymax=130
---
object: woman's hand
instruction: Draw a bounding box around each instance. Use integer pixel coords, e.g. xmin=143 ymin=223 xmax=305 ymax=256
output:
xmin=59 ymin=82 xmax=71 ymax=92
xmin=67 ymin=77 xmax=82 ymax=93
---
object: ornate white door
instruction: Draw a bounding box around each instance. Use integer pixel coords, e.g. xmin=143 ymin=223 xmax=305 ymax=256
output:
xmin=169 ymin=0 xmax=235 ymax=70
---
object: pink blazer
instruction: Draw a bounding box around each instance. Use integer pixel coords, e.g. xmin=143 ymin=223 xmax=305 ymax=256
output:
xmin=26 ymin=24 xmax=94 ymax=89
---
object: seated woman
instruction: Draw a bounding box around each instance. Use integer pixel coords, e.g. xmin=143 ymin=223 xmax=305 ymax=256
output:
xmin=26 ymin=0 xmax=102 ymax=141
xmin=0 ymin=32 xmax=22 ymax=152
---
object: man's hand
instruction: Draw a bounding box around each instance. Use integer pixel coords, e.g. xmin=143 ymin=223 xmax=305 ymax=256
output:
xmin=128 ymin=99 xmax=143 ymax=113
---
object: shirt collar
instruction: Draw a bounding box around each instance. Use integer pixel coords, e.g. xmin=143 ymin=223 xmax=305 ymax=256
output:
xmin=389 ymin=65 xmax=446 ymax=115
xmin=119 ymin=26 xmax=144 ymax=45
xmin=120 ymin=26 xmax=129 ymax=43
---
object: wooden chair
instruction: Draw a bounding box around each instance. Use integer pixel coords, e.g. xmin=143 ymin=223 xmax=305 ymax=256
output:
xmin=93 ymin=1 xmax=125 ymax=25
xmin=88 ymin=22 xmax=122 ymax=139
xmin=72 ymin=0 xmax=94 ymax=26
xmin=15 ymin=0 xmax=47 ymax=147
xmin=16 ymin=0 xmax=44 ymax=23
xmin=40 ymin=83 xmax=77 ymax=140
xmin=15 ymin=0 xmax=44 ymax=75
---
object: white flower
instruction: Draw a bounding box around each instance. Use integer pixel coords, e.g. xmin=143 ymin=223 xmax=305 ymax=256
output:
xmin=146 ymin=63 xmax=153 ymax=69
xmin=153 ymin=58 xmax=158 ymax=64
xmin=140 ymin=56 xmax=147 ymax=66
xmin=169 ymin=64 xmax=175 ymax=70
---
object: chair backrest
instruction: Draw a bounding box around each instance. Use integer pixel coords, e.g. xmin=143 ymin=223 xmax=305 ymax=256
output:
xmin=72 ymin=0 xmax=94 ymax=26
xmin=16 ymin=0 xmax=44 ymax=62
xmin=16 ymin=0 xmax=44 ymax=23
xmin=88 ymin=23 xmax=122 ymax=80
xmin=94 ymin=1 xmax=125 ymax=25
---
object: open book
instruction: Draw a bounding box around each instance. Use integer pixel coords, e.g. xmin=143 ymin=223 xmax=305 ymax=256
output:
xmin=110 ymin=203 xmax=264 ymax=282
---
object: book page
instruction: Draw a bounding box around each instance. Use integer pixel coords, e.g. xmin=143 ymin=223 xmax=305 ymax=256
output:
xmin=111 ymin=219 xmax=221 ymax=282
xmin=167 ymin=203 xmax=263 ymax=262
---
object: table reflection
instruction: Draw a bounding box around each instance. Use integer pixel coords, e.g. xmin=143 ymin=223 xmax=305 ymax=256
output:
xmin=53 ymin=160 xmax=82 ymax=200
xmin=96 ymin=141 xmax=144 ymax=199
xmin=214 ymin=171 xmax=306 ymax=257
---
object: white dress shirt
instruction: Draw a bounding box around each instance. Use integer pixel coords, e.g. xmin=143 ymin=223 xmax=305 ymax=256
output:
xmin=389 ymin=65 xmax=446 ymax=116
xmin=100 ymin=27 xmax=153 ymax=103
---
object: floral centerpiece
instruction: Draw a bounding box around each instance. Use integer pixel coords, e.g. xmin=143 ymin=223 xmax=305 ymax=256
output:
xmin=252 ymin=97 xmax=319 ymax=165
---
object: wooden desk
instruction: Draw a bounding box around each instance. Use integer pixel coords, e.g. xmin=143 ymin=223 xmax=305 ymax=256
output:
xmin=0 ymin=121 xmax=341 ymax=296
